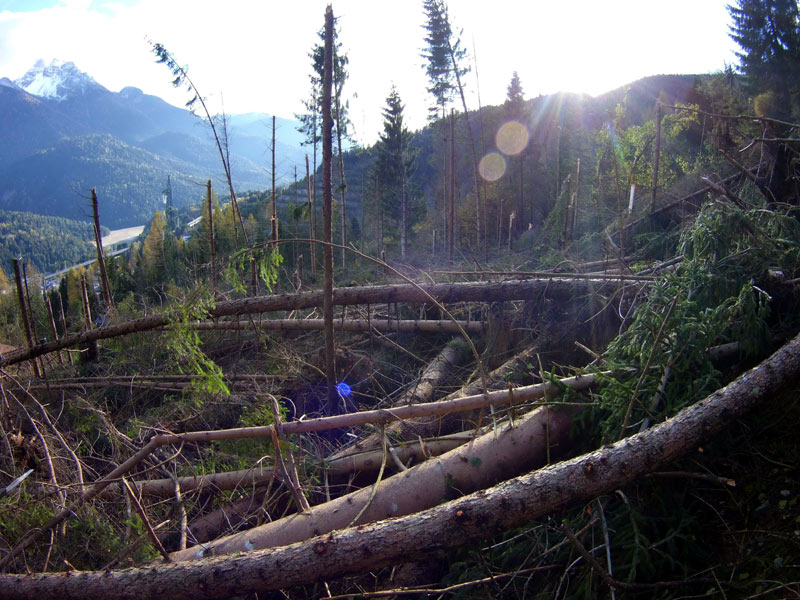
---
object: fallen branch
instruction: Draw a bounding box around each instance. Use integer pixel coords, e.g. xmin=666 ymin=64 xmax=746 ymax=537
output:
xmin=0 ymin=373 xmax=598 ymax=568
xmin=2 ymin=330 xmax=797 ymax=598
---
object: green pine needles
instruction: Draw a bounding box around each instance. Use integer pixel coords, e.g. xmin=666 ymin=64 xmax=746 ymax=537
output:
xmin=166 ymin=292 xmax=229 ymax=397
xmin=598 ymin=199 xmax=800 ymax=441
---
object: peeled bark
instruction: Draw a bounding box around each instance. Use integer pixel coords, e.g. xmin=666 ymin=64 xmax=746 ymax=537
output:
xmin=332 ymin=344 xmax=541 ymax=461
xmin=2 ymin=332 xmax=798 ymax=599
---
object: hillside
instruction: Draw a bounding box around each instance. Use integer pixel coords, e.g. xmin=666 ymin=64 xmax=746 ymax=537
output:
xmin=0 ymin=61 xmax=305 ymax=228
xmin=0 ymin=210 xmax=105 ymax=275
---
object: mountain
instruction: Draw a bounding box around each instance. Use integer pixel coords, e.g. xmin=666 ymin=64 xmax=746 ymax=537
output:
xmin=0 ymin=60 xmax=305 ymax=228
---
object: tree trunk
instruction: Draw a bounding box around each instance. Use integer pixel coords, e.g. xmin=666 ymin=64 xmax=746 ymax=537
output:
xmin=328 ymin=340 xmax=471 ymax=461
xmin=170 ymin=402 xmax=576 ymax=561
xmin=11 ymin=259 xmax=39 ymax=377
xmin=0 ymin=278 xmax=630 ymax=369
xmin=185 ymin=318 xmax=483 ymax=335
xmin=305 ymin=155 xmax=316 ymax=277
xmin=4 ymin=331 xmax=799 ymax=598
xmin=321 ymin=5 xmax=337 ymax=415
xmin=448 ymin=108 xmax=455 ymax=262
xmin=91 ymin=188 xmax=113 ymax=310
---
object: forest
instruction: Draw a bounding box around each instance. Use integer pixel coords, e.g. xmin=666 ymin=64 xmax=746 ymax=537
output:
xmin=0 ymin=1 xmax=798 ymax=598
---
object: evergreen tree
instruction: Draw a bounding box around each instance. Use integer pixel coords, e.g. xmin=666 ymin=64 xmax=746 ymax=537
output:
xmin=506 ymin=71 xmax=525 ymax=115
xmin=728 ymin=0 xmax=800 ymax=114
xmin=421 ymin=0 xmax=468 ymax=120
xmin=372 ymin=86 xmax=418 ymax=257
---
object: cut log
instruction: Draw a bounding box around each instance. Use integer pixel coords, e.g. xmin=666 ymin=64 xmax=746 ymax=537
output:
xmin=2 ymin=331 xmax=797 ymax=599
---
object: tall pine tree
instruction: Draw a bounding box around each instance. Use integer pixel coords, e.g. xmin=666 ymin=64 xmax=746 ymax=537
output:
xmin=728 ymin=0 xmax=800 ymax=115
xmin=373 ymin=86 xmax=417 ymax=258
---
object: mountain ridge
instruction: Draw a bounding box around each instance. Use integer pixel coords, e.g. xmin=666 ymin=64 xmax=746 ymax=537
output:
xmin=0 ymin=60 xmax=306 ymax=227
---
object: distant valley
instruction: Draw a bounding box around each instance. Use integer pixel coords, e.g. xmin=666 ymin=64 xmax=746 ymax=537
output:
xmin=0 ymin=60 xmax=306 ymax=229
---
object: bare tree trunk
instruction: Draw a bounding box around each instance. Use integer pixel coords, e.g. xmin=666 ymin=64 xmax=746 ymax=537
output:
xmin=321 ymin=5 xmax=337 ymax=415
xmin=305 ymin=155 xmax=316 ymax=277
xmin=206 ymin=180 xmax=216 ymax=296
xmin=449 ymin=108 xmax=455 ymax=262
xmin=91 ymin=188 xmax=113 ymax=310
xmin=170 ymin=402 xmax=575 ymax=561
xmin=80 ymin=275 xmax=98 ymax=361
xmin=400 ymin=168 xmax=407 ymax=259
xmin=12 ymin=259 xmax=39 ymax=377
xmin=650 ymin=101 xmax=662 ymax=213
xmin=4 ymin=332 xmax=799 ymax=598
xmin=0 ymin=278 xmax=630 ymax=369
xmin=44 ymin=295 xmax=63 ymax=365
xmin=271 ymin=116 xmax=278 ymax=245
xmin=336 ymin=99 xmax=347 ymax=268
xmin=186 ymin=318 xmax=483 ymax=334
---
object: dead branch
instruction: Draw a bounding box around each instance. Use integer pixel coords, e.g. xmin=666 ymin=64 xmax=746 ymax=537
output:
xmin=3 ymin=328 xmax=797 ymax=598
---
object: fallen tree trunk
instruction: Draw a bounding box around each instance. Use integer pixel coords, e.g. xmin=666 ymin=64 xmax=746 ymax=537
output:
xmin=169 ymin=402 xmax=576 ymax=561
xmin=102 ymin=432 xmax=474 ymax=499
xmin=391 ymin=340 xmax=471 ymax=406
xmin=0 ymin=278 xmax=630 ymax=368
xmin=330 ymin=344 xmax=541 ymax=462
xmin=184 ymin=318 xmax=484 ymax=334
xmin=3 ymin=330 xmax=798 ymax=599
xmin=0 ymin=373 xmax=598 ymax=569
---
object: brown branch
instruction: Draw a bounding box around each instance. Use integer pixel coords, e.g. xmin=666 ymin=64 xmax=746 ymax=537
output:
xmin=121 ymin=477 xmax=171 ymax=563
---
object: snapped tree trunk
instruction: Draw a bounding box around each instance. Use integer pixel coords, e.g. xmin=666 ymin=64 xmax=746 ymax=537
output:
xmin=4 ymin=331 xmax=799 ymax=599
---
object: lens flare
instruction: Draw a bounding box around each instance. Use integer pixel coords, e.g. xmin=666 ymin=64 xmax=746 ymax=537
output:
xmin=496 ymin=121 xmax=529 ymax=156
xmin=479 ymin=152 xmax=506 ymax=182
xmin=336 ymin=382 xmax=352 ymax=397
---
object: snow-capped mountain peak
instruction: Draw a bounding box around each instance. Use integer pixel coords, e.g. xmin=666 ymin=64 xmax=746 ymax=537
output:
xmin=14 ymin=59 xmax=105 ymax=102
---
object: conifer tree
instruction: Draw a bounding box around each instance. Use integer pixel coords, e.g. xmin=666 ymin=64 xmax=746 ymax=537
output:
xmin=728 ymin=0 xmax=800 ymax=114
xmin=373 ymin=86 xmax=417 ymax=258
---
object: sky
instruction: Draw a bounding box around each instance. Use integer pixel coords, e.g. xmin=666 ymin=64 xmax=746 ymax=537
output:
xmin=0 ymin=0 xmax=740 ymax=146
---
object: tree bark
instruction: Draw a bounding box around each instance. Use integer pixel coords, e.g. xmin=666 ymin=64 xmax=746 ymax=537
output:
xmin=3 ymin=331 xmax=799 ymax=599
xmin=0 ymin=278 xmax=628 ymax=368
xmin=335 ymin=345 xmax=544 ymax=460
xmin=91 ymin=188 xmax=114 ymax=310
xmin=184 ymin=318 xmax=483 ymax=335
xmin=321 ymin=5 xmax=336 ymax=415
xmin=170 ymin=402 xmax=576 ymax=561
xmin=329 ymin=340 xmax=471 ymax=461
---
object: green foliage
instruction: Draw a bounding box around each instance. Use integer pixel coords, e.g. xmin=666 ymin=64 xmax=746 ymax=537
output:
xmin=224 ymin=246 xmax=283 ymax=294
xmin=598 ymin=200 xmax=800 ymax=439
xmin=421 ymin=0 xmax=469 ymax=119
xmin=166 ymin=290 xmax=229 ymax=396
xmin=728 ymin=0 xmax=800 ymax=117
xmin=0 ymin=210 xmax=102 ymax=275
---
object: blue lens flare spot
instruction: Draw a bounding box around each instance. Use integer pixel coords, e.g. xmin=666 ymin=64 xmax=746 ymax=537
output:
xmin=336 ymin=382 xmax=352 ymax=397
